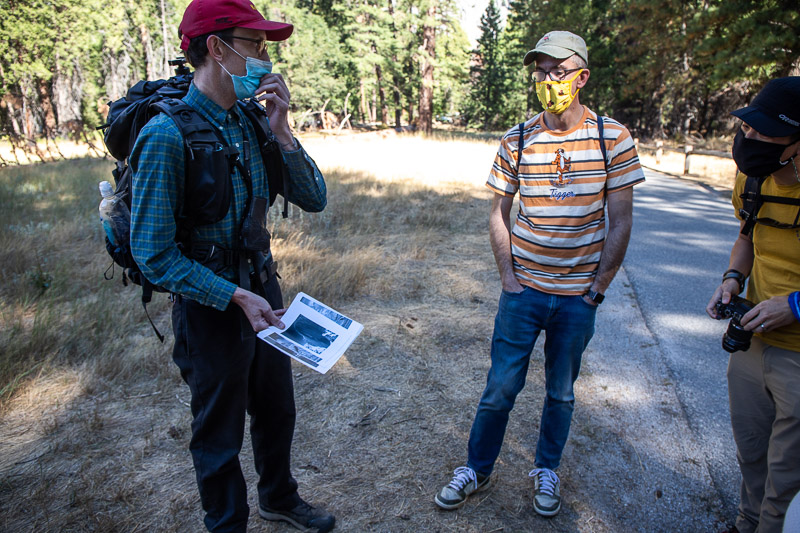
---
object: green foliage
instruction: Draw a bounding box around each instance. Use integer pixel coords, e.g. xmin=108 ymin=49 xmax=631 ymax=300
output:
xmin=0 ymin=0 xmax=797 ymax=140
xmin=433 ymin=17 xmax=470 ymax=118
xmin=268 ymin=1 xmax=350 ymax=116
xmin=463 ymin=0 xmax=508 ymax=129
xmin=497 ymin=0 xmax=799 ymax=137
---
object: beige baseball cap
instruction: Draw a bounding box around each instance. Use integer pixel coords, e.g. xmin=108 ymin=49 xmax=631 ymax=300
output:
xmin=523 ymin=31 xmax=588 ymax=66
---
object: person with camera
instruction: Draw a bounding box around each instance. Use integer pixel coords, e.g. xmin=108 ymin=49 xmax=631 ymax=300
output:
xmin=706 ymin=77 xmax=800 ymax=533
xmin=434 ymin=31 xmax=645 ymax=517
xmin=128 ymin=0 xmax=333 ymax=532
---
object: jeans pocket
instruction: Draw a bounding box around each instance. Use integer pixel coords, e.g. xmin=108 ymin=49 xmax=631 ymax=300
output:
xmin=502 ymin=288 xmax=526 ymax=297
xmin=577 ymin=294 xmax=599 ymax=309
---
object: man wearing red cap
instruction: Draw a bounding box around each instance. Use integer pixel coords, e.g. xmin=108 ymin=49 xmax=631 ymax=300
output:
xmin=128 ymin=0 xmax=334 ymax=531
xmin=707 ymin=77 xmax=800 ymax=533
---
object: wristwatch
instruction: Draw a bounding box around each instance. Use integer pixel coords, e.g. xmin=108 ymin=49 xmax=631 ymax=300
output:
xmin=722 ymin=269 xmax=746 ymax=294
xmin=585 ymin=289 xmax=605 ymax=305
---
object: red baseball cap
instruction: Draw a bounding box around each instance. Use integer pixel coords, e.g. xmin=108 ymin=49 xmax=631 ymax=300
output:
xmin=179 ymin=0 xmax=293 ymax=51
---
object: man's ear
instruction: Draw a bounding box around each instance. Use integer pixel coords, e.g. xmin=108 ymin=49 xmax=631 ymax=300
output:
xmin=207 ymin=34 xmax=225 ymax=62
xmin=781 ymin=137 xmax=800 ymax=163
xmin=576 ymin=69 xmax=590 ymax=89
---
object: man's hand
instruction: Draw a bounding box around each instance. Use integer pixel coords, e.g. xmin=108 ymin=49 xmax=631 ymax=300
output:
xmin=254 ymin=73 xmax=295 ymax=149
xmin=231 ymin=287 xmax=286 ymax=332
xmin=706 ymin=279 xmax=741 ymax=319
xmin=739 ymin=295 xmax=796 ymax=333
xmin=490 ymin=193 xmax=525 ymax=294
xmin=502 ymin=278 xmax=525 ymax=294
xmin=582 ymin=294 xmax=599 ymax=307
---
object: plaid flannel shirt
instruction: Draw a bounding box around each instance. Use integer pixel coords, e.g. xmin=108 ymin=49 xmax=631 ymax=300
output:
xmin=130 ymin=83 xmax=326 ymax=311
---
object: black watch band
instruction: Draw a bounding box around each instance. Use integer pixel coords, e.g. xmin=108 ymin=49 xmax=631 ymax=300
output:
xmin=722 ymin=269 xmax=746 ymax=295
xmin=585 ymin=289 xmax=605 ymax=305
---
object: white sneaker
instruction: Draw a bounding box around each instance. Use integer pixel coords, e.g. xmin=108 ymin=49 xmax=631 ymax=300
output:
xmin=529 ymin=467 xmax=561 ymax=516
xmin=434 ymin=466 xmax=491 ymax=510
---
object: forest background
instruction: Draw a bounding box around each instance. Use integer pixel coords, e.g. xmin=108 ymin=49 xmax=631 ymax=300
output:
xmin=1 ymin=0 xmax=799 ymax=156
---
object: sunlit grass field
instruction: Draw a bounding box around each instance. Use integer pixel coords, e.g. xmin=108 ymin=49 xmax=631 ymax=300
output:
xmin=0 ymin=158 xmax=162 ymax=401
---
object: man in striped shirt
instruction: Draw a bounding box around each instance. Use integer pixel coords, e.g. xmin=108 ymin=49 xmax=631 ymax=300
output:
xmin=436 ymin=31 xmax=645 ymax=517
xmin=129 ymin=0 xmax=333 ymax=531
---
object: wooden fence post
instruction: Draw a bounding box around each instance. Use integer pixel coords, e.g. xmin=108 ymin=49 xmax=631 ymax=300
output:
xmin=684 ymin=144 xmax=693 ymax=175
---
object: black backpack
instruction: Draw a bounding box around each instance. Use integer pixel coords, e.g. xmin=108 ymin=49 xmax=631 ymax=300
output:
xmin=739 ymin=175 xmax=800 ymax=237
xmin=100 ymin=60 xmax=289 ymax=341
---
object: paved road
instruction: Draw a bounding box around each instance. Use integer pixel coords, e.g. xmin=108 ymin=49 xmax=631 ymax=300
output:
xmin=625 ymin=169 xmax=742 ymax=514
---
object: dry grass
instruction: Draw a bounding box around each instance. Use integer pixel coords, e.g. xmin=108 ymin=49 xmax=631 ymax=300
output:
xmin=0 ymin=132 xmax=730 ymax=532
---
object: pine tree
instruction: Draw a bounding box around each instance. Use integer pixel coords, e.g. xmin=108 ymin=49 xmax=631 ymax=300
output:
xmin=465 ymin=0 xmax=507 ymax=130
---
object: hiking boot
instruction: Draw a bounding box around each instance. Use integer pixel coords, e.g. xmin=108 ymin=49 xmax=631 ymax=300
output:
xmin=434 ymin=466 xmax=491 ymax=510
xmin=529 ymin=467 xmax=561 ymax=517
xmin=259 ymin=499 xmax=335 ymax=533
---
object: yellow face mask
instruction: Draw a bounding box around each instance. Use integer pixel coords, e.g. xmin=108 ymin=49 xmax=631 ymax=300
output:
xmin=535 ymin=69 xmax=584 ymax=115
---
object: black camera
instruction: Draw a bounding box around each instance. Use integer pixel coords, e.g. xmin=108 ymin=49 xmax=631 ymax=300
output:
xmin=168 ymin=57 xmax=191 ymax=76
xmin=714 ymin=295 xmax=756 ymax=353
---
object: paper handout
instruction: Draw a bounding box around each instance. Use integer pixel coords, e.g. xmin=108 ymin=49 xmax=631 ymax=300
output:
xmin=257 ymin=292 xmax=363 ymax=374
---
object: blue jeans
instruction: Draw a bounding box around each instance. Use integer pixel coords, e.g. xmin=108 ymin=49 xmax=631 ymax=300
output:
xmin=467 ymin=286 xmax=597 ymax=475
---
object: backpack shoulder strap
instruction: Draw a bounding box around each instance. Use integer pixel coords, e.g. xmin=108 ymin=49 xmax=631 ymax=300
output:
xmin=150 ymin=97 xmax=243 ymax=234
xmin=739 ymin=175 xmax=763 ymax=236
xmin=238 ymin=100 xmax=290 ymax=218
xmin=739 ymin=175 xmax=800 ymax=235
xmin=151 ymin=98 xmax=225 ymax=147
xmin=515 ymin=122 xmax=525 ymax=176
xmin=597 ymin=115 xmax=608 ymax=170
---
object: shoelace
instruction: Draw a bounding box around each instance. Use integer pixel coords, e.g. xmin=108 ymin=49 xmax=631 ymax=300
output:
xmin=528 ymin=468 xmax=559 ymax=495
xmin=448 ymin=466 xmax=477 ymax=490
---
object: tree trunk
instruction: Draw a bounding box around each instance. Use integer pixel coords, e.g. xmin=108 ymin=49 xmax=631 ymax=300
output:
xmin=376 ymin=64 xmax=388 ymax=125
xmin=2 ymin=95 xmax=23 ymax=137
xmin=140 ymin=23 xmax=157 ymax=81
xmin=160 ymin=0 xmax=171 ymax=77
xmin=393 ymin=80 xmax=402 ymax=127
xmin=106 ymin=50 xmax=132 ymax=101
xmin=418 ymin=3 xmax=436 ymax=135
xmin=371 ymin=86 xmax=377 ymax=123
xmin=52 ymin=59 xmax=84 ymax=135
xmin=20 ymin=79 xmax=42 ymax=140
xmin=37 ymin=81 xmax=57 ymax=139
xmin=360 ymin=79 xmax=369 ymax=123
xmin=387 ymin=0 xmax=402 ymax=127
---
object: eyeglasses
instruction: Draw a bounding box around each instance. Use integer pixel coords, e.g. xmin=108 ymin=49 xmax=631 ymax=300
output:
xmin=223 ymin=35 xmax=268 ymax=56
xmin=532 ymin=68 xmax=582 ymax=82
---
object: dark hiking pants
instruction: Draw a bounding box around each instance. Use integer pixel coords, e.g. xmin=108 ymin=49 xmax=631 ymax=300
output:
xmin=171 ymin=274 xmax=300 ymax=533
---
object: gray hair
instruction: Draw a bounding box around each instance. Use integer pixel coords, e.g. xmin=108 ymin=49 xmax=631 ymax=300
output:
xmin=568 ymin=54 xmax=587 ymax=69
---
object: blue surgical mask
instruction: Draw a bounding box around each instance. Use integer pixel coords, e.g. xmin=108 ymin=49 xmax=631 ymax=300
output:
xmin=218 ymin=40 xmax=273 ymax=100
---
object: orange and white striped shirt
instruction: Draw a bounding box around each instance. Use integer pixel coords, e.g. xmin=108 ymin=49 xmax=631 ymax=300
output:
xmin=486 ymin=106 xmax=645 ymax=295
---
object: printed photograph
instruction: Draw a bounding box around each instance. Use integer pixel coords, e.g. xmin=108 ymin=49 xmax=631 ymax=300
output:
xmin=264 ymin=333 xmax=322 ymax=368
xmin=282 ymin=314 xmax=338 ymax=355
xmin=301 ymin=296 xmax=353 ymax=328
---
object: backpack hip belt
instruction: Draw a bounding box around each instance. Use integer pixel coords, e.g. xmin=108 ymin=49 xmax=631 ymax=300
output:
xmin=188 ymin=243 xmax=277 ymax=294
